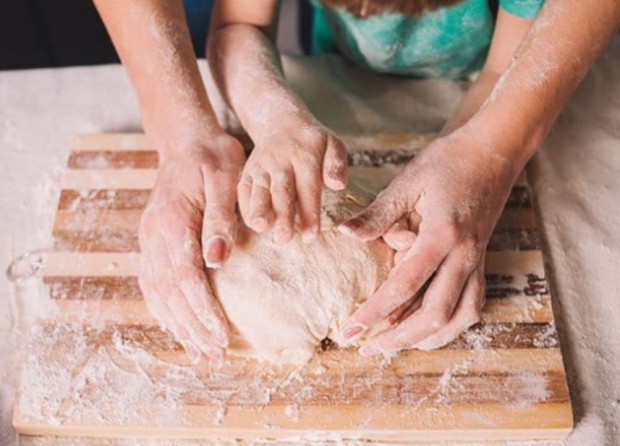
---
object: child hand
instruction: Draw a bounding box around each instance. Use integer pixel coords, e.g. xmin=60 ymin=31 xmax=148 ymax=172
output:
xmin=237 ymin=119 xmax=348 ymax=243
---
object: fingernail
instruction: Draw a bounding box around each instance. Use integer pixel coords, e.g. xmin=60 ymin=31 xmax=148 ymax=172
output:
xmin=251 ymin=215 xmax=268 ymax=231
xmin=345 ymin=217 xmax=365 ymax=230
xmin=301 ymin=227 xmax=318 ymax=244
xmin=338 ymin=217 xmax=365 ymax=238
xmin=329 ymin=176 xmax=346 ymax=190
xmin=388 ymin=312 xmax=400 ymax=325
xmin=205 ymin=236 xmax=227 ymax=268
xmin=342 ymin=324 xmax=365 ymax=339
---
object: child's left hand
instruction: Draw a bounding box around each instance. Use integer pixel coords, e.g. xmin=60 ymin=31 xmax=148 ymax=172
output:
xmin=237 ymin=117 xmax=348 ymax=244
xmin=338 ymin=127 xmax=522 ymax=354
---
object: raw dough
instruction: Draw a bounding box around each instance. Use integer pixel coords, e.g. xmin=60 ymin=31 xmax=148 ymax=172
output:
xmin=208 ymin=179 xmax=394 ymax=363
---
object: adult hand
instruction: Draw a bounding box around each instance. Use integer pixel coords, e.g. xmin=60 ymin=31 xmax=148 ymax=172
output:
xmin=237 ymin=118 xmax=348 ymax=244
xmin=339 ymin=129 xmax=520 ymax=355
xmin=138 ymin=135 xmax=245 ymax=364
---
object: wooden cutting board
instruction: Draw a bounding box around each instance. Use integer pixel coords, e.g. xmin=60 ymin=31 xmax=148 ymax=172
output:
xmin=13 ymin=133 xmax=572 ymax=443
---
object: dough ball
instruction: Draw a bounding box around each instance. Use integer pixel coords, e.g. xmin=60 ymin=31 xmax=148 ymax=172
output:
xmin=208 ymin=180 xmax=394 ymax=364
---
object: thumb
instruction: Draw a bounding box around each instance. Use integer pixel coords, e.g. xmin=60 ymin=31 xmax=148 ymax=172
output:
xmin=202 ymin=170 xmax=238 ymax=269
xmin=322 ymin=134 xmax=348 ymax=190
xmin=338 ymin=187 xmax=408 ymax=241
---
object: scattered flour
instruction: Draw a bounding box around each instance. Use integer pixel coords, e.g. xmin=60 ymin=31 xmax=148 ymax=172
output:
xmin=2 ymin=42 xmax=620 ymax=445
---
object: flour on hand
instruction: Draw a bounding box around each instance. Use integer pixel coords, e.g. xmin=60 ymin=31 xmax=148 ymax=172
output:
xmin=208 ymin=179 xmax=394 ymax=363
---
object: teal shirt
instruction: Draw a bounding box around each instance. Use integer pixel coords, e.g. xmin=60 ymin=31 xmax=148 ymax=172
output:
xmin=311 ymin=0 xmax=544 ymax=78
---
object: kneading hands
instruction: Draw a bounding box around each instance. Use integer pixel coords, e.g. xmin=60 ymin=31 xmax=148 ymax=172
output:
xmin=96 ymin=0 xmax=620 ymax=361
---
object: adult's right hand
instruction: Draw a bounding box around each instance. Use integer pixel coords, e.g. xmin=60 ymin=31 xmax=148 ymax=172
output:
xmin=138 ymin=135 xmax=245 ymax=365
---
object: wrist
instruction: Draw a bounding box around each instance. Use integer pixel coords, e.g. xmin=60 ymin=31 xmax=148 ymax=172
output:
xmin=458 ymin=111 xmax=541 ymax=177
xmin=247 ymin=111 xmax=321 ymax=147
xmin=155 ymin=130 xmax=240 ymax=165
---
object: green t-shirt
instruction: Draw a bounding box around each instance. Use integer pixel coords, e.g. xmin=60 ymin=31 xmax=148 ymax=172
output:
xmin=311 ymin=0 xmax=544 ymax=78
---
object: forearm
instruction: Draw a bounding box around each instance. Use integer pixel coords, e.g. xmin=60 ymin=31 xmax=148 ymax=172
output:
xmin=440 ymin=69 xmax=501 ymax=136
xmin=466 ymin=0 xmax=620 ymax=172
xmin=208 ymin=22 xmax=314 ymax=142
xmin=94 ymin=0 xmax=222 ymax=156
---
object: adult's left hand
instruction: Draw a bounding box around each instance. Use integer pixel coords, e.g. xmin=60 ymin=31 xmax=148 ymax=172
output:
xmin=339 ymin=129 xmax=521 ymax=355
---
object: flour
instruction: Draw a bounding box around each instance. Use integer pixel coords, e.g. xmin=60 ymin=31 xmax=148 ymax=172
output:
xmin=3 ymin=44 xmax=620 ymax=444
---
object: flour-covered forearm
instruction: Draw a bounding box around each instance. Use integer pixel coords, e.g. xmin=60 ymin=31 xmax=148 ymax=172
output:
xmin=208 ymin=0 xmax=348 ymax=244
xmin=468 ymin=0 xmax=620 ymax=170
xmin=208 ymin=21 xmax=316 ymax=144
xmin=94 ymin=0 xmax=222 ymax=155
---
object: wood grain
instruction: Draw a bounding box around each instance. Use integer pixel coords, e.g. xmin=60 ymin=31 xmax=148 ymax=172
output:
xmin=14 ymin=133 xmax=572 ymax=443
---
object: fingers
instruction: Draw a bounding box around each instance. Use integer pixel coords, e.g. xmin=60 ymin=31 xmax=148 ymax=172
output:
xmin=141 ymin=214 xmax=229 ymax=365
xmin=238 ymin=171 xmax=275 ymax=234
xmin=338 ymin=187 xmax=411 ymax=241
xmin=165 ymin=281 xmax=225 ymax=365
xmin=202 ymin=166 xmax=239 ymax=268
xmin=158 ymin=220 xmax=230 ymax=346
xmin=382 ymin=218 xmax=417 ymax=251
xmin=341 ymin=223 xmax=451 ymax=340
xmin=294 ymin=164 xmax=322 ymax=243
xmin=414 ymin=261 xmax=486 ymax=351
xmin=270 ymin=169 xmax=296 ymax=244
xmin=365 ymin=293 xmax=423 ymax=339
xmin=236 ymin=170 xmax=273 ymax=234
xmin=358 ymin=245 xmax=480 ymax=356
xmin=237 ymin=174 xmax=253 ymax=228
xmin=239 ymin=167 xmax=298 ymax=244
xmin=176 ymin=270 xmax=230 ymax=348
xmin=238 ymin=130 xmax=344 ymax=242
xmin=138 ymin=260 xmax=200 ymax=363
xmin=247 ymin=173 xmax=273 ymax=232
xmin=322 ymin=135 xmax=348 ymax=190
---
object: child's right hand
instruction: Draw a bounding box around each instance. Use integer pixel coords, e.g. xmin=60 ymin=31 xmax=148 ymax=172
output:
xmin=237 ymin=118 xmax=348 ymax=244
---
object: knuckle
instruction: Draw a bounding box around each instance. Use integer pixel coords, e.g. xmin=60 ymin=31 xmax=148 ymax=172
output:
xmin=198 ymin=152 xmax=223 ymax=176
xmin=271 ymin=170 xmax=292 ymax=188
xmin=423 ymin=306 xmax=451 ymax=330
xmin=295 ymin=153 xmax=322 ymax=175
xmin=461 ymin=240 xmax=482 ymax=269
xmin=438 ymin=221 xmax=460 ymax=245
xmin=250 ymin=171 xmax=270 ymax=189
xmin=204 ymin=202 xmax=234 ymax=223
xmin=460 ymin=234 xmax=479 ymax=253
xmin=299 ymin=126 xmax=327 ymax=147
xmin=238 ymin=172 xmax=253 ymax=188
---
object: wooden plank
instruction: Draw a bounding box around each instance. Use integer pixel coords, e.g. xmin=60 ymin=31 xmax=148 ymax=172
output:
xmin=14 ymin=402 xmax=572 ymax=441
xmin=14 ymin=319 xmax=570 ymax=439
xmin=42 ymin=275 xmax=546 ymax=302
xmin=57 ymin=189 xmax=151 ymax=211
xmin=62 ymin=169 xmax=157 ymax=190
xmin=40 ymin=250 xmax=545 ymax=278
xmin=50 ymin=293 xmax=553 ymax=325
xmin=71 ymin=133 xmax=153 ymax=151
xmin=14 ymin=134 xmax=571 ymax=443
xmin=41 ymin=252 xmax=141 ymax=277
xmin=67 ymin=150 xmax=158 ymax=169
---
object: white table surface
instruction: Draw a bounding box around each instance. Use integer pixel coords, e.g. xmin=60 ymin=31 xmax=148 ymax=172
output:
xmin=1 ymin=48 xmax=619 ymax=445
